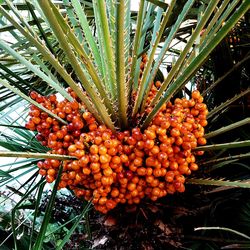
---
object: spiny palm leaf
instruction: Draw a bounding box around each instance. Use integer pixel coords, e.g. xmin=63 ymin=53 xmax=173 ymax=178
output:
xmin=195 ymin=140 xmax=250 ymax=151
xmin=0 ymin=151 xmax=75 ymax=160
xmin=0 ymin=0 xmax=248 ymax=129
xmin=202 ymin=53 xmax=250 ymax=96
xmin=205 ymin=117 xmax=250 ymax=139
xmin=194 ymin=227 xmax=250 ymax=240
xmin=207 ymin=88 xmax=250 ymax=119
xmin=187 ymin=178 xmax=250 ymax=189
xmin=141 ymin=1 xmax=250 ymax=128
xmin=200 ymin=153 xmax=250 ymax=166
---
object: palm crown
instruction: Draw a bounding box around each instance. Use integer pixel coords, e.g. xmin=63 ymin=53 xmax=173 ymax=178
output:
xmin=0 ymin=0 xmax=250 ymax=249
xmin=0 ymin=0 xmax=248 ymax=130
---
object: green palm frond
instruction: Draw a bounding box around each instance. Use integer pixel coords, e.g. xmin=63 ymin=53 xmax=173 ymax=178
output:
xmin=0 ymin=151 xmax=75 ymax=160
xmin=201 ymin=153 xmax=250 ymax=166
xmin=205 ymin=118 xmax=250 ymax=139
xmin=194 ymin=227 xmax=250 ymax=240
xmin=0 ymin=0 xmax=250 ymax=248
xmin=207 ymin=88 xmax=250 ymax=119
xmin=187 ymin=178 xmax=250 ymax=189
xmin=0 ymin=0 xmax=249 ymax=129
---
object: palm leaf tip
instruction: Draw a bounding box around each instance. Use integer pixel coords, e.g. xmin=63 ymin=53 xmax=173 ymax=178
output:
xmin=187 ymin=178 xmax=250 ymax=189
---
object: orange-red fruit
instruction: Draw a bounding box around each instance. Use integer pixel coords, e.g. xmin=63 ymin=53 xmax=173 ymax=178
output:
xmin=27 ymin=88 xmax=208 ymax=214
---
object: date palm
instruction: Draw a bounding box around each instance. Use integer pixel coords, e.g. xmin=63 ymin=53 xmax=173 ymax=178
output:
xmin=0 ymin=0 xmax=249 ymax=249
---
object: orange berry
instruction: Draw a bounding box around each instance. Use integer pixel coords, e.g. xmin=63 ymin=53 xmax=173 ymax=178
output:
xmin=146 ymin=167 xmax=153 ymax=176
xmin=99 ymin=197 xmax=107 ymax=205
xmin=68 ymin=144 xmax=77 ymax=153
xmin=99 ymin=145 xmax=107 ymax=155
xmin=79 ymin=155 xmax=89 ymax=166
xmin=93 ymin=172 xmax=102 ymax=180
xmin=145 ymin=157 xmax=156 ymax=167
xmin=175 ymin=136 xmax=183 ymax=146
xmin=161 ymin=121 xmax=170 ymax=129
xmin=151 ymin=179 xmax=159 ymax=187
xmin=128 ymin=183 xmax=136 ymax=191
xmin=134 ymin=157 xmax=143 ymax=166
xmin=90 ymin=145 xmax=99 ymax=154
xmin=137 ymin=167 xmax=147 ymax=176
xmin=131 ymin=189 xmax=139 ymax=197
xmin=199 ymin=119 xmax=208 ymax=127
xmin=71 ymin=160 xmax=80 ymax=170
xmin=100 ymin=154 xmax=110 ymax=164
xmin=152 ymin=187 xmax=161 ymax=197
xmin=182 ymin=142 xmax=191 ymax=150
xmin=47 ymin=168 xmax=56 ymax=176
xmin=89 ymin=123 xmax=97 ymax=131
xmin=102 ymin=131 xmax=111 ymax=141
xmin=136 ymin=141 xmax=144 ymax=149
xmin=170 ymin=128 xmax=180 ymax=137
xmin=165 ymin=171 xmax=175 ymax=182
xmin=146 ymin=176 xmax=154 ymax=184
xmin=191 ymin=108 xmax=200 ymax=116
xmin=197 ymin=96 xmax=204 ymax=103
xmin=151 ymin=145 xmax=160 ymax=155
xmin=101 ymin=162 xmax=110 ymax=169
xmin=159 ymin=143 xmax=168 ymax=152
xmin=189 ymin=162 xmax=198 ymax=171
xmin=162 ymin=159 xmax=169 ymax=168
xmin=46 ymin=175 xmax=54 ymax=183
xmin=111 ymin=188 xmax=119 ymax=197
xmin=177 ymin=183 xmax=185 ymax=193
xmin=150 ymin=196 xmax=158 ymax=201
xmin=32 ymin=117 xmax=41 ymax=125
xmin=119 ymin=178 xmax=128 ymax=185
xmin=196 ymin=150 xmax=204 ymax=156
xmin=127 ymin=136 xmax=137 ymax=145
xmin=94 ymin=136 xmax=102 ymax=145
xmin=153 ymin=168 xmax=162 ymax=177
xmin=104 ymin=139 xmax=113 ymax=148
xmin=144 ymin=130 xmax=156 ymax=140
xmin=161 ymin=168 xmax=167 ymax=176
xmin=82 ymin=167 xmax=91 ymax=175
xmin=108 ymin=147 xmax=117 ymax=156
xmin=134 ymin=149 xmax=144 ymax=158
xmin=166 ymin=146 xmax=174 ymax=155
xmin=129 ymin=163 xmax=137 ymax=172
xmin=192 ymin=90 xmax=201 ymax=99
xmin=155 ymin=81 xmax=161 ymax=88
xmin=90 ymin=162 xmax=101 ymax=173
xmin=39 ymin=169 xmax=47 ymax=176
xmin=157 ymin=152 xmax=167 ymax=162
xmin=101 ymin=176 xmax=112 ymax=186
xmin=106 ymin=200 xmax=116 ymax=210
xmin=197 ymin=137 xmax=207 ymax=145
xmin=70 ymin=101 xmax=79 ymax=110
xmin=75 ymin=173 xmax=82 ymax=182
xmin=131 ymin=176 xmax=139 ymax=184
xmin=90 ymin=154 xmax=99 ymax=162
xmin=68 ymin=171 xmax=76 ymax=179
xmin=103 ymin=167 xmax=113 ymax=177
xmin=120 ymin=154 xmax=129 ymax=163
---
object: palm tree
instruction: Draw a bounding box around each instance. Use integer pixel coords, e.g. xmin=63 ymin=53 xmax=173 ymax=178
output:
xmin=0 ymin=0 xmax=249 ymax=249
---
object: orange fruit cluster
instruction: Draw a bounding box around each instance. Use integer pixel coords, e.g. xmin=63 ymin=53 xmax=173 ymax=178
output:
xmin=26 ymin=87 xmax=207 ymax=213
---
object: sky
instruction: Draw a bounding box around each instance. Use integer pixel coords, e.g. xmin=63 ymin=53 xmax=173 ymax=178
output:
xmin=131 ymin=0 xmax=172 ymax=11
